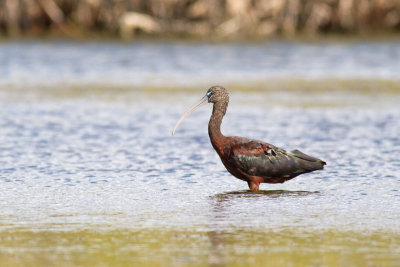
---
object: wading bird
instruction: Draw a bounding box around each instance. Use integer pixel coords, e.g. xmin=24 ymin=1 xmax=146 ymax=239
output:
xmin=172 ymin=86 xmax=326 ymax=191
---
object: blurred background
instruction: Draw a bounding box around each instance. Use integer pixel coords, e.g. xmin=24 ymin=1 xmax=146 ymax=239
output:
xmin=1 ymin=0 xmax=400 ymax=39
xmin=1 ymin=1 xmax=400 ymax=267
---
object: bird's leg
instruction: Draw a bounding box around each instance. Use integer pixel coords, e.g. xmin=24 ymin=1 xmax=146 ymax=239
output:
xmin=247 ymin=181 xmax=260 ymax=191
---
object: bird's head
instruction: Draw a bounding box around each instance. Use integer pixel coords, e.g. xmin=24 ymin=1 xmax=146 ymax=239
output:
xmin=172 ymin=85 xmax=228 ymax=136
xmin=205 ymin=85 xmax=229 ymax=104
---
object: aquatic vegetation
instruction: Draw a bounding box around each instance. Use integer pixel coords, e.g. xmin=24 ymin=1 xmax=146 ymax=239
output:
xmin=0 ymin=228 xmax=399 ymax=266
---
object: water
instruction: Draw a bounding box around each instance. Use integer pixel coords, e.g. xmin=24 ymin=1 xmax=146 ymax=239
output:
xmin=0 ymin=41 xmax=400 ymax=266
xmin=1 ymin=41 xmax=400 ymax=88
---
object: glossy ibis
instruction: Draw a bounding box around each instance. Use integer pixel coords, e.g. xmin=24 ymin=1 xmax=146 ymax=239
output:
xmin=172 ymin=86 xmax=326 ymax=191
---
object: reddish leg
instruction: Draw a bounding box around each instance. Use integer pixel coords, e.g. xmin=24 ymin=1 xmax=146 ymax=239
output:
xmin=247 ymin=181 xmax=260 ymax=191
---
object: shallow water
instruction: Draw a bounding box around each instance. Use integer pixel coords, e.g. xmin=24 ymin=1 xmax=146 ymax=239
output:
xmin=1 ymin=40 xmax=400 ymax=88
xmin=1 ymin=96 xmax=399 ymax=232
xmin=0 ymin=41 xmax=400 ymax=266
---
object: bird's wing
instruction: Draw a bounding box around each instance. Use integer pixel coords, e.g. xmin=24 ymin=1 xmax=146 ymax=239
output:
xmin=230 ymin=140 xmax=319 ymax=179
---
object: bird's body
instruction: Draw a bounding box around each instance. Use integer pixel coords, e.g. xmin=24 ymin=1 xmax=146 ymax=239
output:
xmin=173 ymin=86 xmax=326 ymax=191
xmin=209 ymin=135 xmax=325 ymax=191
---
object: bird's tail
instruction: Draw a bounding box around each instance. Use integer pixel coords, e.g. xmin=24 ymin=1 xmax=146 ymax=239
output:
xmin=291 ymin=149 xmax=326 ymax=171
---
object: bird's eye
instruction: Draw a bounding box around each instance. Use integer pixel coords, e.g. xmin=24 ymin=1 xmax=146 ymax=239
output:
xmin=206 ymin=91 xmax=212 ymax=97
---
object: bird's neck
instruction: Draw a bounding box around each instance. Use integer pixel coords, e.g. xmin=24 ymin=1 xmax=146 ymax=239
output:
xmin=208 ymin=101 xmax=228 ymax=146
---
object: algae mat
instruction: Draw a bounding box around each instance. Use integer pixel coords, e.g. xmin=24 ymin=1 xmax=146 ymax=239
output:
xmin=1 ymin=228 xmax=399 ymax=266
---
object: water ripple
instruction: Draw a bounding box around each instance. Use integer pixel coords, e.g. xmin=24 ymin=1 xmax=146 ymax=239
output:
xmin=0 ymin=97 xmax=398 ymax=232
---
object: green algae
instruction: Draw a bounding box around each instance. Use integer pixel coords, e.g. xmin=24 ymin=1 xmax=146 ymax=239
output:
xmin=0 ymin=228 xmax=398 ymax=267
xmin=2 ymin=79 xmax=400 ymax=107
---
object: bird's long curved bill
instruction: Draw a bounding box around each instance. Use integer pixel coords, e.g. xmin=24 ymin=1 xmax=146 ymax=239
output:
xmin=172 ymin=95 xmax=208 ymax=136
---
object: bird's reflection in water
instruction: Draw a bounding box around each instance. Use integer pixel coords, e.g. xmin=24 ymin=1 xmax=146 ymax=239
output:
xmin=206 ymin=190 xmax=320 ymax=266
xmin=209 ymin=189 xmax=320 ymax=218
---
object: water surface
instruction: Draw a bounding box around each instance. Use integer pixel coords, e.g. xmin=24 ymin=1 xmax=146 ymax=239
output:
xmin=0 ymin=41 xmax=399 ymax=266
xmin=1 ymin=40 xmax=400 ymax=88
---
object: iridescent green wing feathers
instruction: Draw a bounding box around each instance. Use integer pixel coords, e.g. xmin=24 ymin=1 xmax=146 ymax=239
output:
xmin=230 ymin=140 xmax=325 ymax=179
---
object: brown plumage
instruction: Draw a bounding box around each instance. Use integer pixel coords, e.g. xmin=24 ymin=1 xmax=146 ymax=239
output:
xmin=173 ymin=86 xmax=326 ymax=191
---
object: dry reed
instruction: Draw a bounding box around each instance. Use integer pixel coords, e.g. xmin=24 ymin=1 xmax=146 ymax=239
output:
xmin=0 ymin=0 xmax=399 ymax=39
